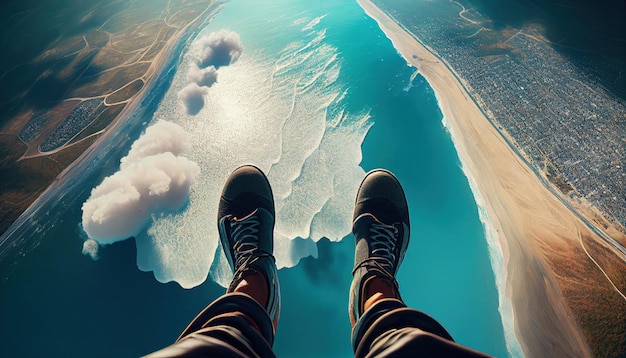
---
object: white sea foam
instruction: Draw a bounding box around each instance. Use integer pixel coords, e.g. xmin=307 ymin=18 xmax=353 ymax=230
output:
xmin=302 ymin=15 xmax=327 ymax=32
xmin=135 ymin=23 xmax=371 ymax=288
xmin=440 ymin=113 xmax=524 ymax=357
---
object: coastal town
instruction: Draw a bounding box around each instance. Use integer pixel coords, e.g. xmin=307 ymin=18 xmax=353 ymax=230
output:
xmin=374 ymin=0 xmax=626 ymax=230
xmin=364 ymin=0 xmax=626 ymax=356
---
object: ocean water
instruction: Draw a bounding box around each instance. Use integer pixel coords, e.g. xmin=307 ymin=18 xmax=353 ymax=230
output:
xmin=0 ymin=0 xmax=509 ymax=357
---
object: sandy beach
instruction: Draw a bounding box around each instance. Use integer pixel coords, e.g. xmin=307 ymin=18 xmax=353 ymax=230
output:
xmin=357 ymin=0 xmax=626 ymax=356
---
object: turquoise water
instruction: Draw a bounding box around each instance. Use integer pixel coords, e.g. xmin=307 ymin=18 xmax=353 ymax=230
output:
xmin=0 ymin=0 xmax=508 ymax=357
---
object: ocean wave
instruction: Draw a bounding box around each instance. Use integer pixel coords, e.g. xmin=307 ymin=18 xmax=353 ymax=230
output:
xmin=133 ymin=21 xmax=370 ymax=288
xmin=302 ymin=14 xmax=327 ymax=32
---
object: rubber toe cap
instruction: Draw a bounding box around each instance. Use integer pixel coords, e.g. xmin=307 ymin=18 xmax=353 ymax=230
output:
xmin=353 ymin=169 xmax=409 ymax=228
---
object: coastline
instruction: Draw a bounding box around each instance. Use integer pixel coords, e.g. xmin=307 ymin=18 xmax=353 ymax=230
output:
xmin=0 ymin=3 xmax=220 ymax=254
xmin=355 ymin=0 xmax=623 ymax=356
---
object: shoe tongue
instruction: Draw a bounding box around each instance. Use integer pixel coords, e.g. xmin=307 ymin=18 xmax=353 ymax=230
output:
xmin=354 ymin=213 xmax=402 ymax=266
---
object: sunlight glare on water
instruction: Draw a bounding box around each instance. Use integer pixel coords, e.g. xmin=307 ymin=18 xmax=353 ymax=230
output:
xmin=138 ymin=16 xmax=371 ymax=288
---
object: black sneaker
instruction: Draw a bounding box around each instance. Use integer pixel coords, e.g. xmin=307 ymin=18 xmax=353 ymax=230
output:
xmin=218 ymin=165 xmax=280 ymax=330
xmin=349 ymin=169 xmax=410 ymax=325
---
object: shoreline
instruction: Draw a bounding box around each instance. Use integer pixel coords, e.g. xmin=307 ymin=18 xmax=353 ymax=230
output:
xmin=0 ymin=2 xmax=220 ymax=250
xmin=355 ymin=0 xmax=610 ymax=356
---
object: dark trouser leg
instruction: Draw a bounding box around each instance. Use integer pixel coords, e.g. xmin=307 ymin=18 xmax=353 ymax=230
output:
xmin=145 ymin=292 xmax=275 ymax=358
xmin=352 ymin=298 xmax=492 ymax=358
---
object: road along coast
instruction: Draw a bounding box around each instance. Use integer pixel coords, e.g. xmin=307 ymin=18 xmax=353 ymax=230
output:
xmin=357 ymin=0 xmax=626 ymax=357
xmin=0 ymin=1 xmax=221 ymax=263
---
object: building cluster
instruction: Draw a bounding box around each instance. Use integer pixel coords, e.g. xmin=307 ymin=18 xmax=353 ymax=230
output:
xmin=38 ymin=98 xmax=105 ymax=153
xmin=376 ymin=0 xmax=626 ymax=228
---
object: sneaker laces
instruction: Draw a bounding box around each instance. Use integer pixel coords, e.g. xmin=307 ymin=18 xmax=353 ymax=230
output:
xmin=229 ymin=214 xmax=272 ymax=281
xmin=354 ymin=221 xmax=399 ymax=278
xmin=369 ymin=222 xmax=399 ymax=273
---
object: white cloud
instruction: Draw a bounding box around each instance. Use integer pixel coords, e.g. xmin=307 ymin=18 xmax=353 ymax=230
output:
xmin=178 ymin=83 xmax=208 ymax=115
xmin=82 ymin=120 xmax=200 ymax=245
xmin=121 ymin=120 xmax=190 ymax=166
xmin=178 ymin=30 xmax=243 ymax=115
xmin=187 ymin=65 xmax=218 ymax=87
xmin=194 ymin=30 xmax=243 ymax=69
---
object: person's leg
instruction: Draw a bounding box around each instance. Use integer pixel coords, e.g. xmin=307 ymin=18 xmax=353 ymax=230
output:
xmin=145 ymin=165 xmax=280 ymax=358
xmin=349 ymin=169 xmax=491 ymax=358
